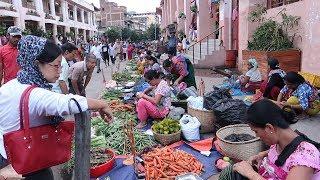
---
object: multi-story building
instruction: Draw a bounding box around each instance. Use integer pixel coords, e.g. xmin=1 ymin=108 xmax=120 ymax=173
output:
xmin=0 ymin=0 xmax=98 ymax=42
xmin=99 ymin=0 xmax=127 ymax=29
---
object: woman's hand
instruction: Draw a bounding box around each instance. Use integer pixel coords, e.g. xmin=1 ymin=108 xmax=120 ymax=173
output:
xmin=136 ymin=92 xmax=145 ymax=99
xmin=233 ymin=161 xmax=256 ymax=178
xmin=248 ymin=152 xmax=265 ymax=168
xmin=99 ymin=106 xmax=113 ymax=123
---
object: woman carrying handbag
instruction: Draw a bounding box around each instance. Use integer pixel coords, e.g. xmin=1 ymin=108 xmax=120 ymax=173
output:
xmin=0 ymin=35 xmax=113 ymax=179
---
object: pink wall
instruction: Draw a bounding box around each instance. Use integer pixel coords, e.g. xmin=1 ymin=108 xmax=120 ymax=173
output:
xmin=196 ymin=0 xmax=214 ymax=40
xmin=238 ymin=0 xmax=320 ymax=75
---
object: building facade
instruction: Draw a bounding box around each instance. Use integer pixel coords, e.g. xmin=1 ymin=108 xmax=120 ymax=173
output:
xmin=99 ymin=0 xmax=127 ymax=29
xmin=0 ymin=0 xmax=98 ymax=42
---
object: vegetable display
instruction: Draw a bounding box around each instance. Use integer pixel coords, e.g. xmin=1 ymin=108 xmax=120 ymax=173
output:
xmin=92 ymin=117 xmax=156 ymax=155
xmin=142 ymin=147 xmax=203 ymax=179
xmin=108 ymin=100 xmax=134 ymax=113
xmin=102 ymin=89 xmax=122 ymax=101
xmin=90 ymin=148 xmax=112 ymax=167
xmin=112 ymin=72 xmax=140 ymax=83
xmin=152 ymin=118 xmax=181 ymax=135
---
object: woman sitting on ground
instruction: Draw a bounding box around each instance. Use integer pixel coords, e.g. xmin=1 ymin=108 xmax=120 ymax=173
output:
xmin=238 ymin=58 xmax=262 ymax=92
xmin=136 ymin=70 xmax=171 ymax=128
xmin=260 ymin=58 xmax=286 ymax=100
xmin=144 ymin=55 xmax=161 ymax=73
xmin=277 ymin=72 xmax=319 ymax=113
xmin=233 ymin=99 xmax=320 ymax=180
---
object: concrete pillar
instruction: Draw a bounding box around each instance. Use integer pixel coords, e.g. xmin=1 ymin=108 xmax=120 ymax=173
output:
xmin=81 ymin=9 xmax=85 ymax=23
xmin=49 ymin=0 xmax=56 ymax=16
xmin=176 ymin=0 xmax=184 ymax=33
xmin=163 ymin=0 xmax=168 ymax=27
xmin=93 ymin=13 xmax=96 ymax=26
xmin=83 ymin=30 xmax=87 ymax=43
xmin=219 ymin=0 xmax=233 ymax=50
xmin=88 ymin=12 xmax=92 ymax=25
xmin=53 ymin=24 xmax=58 ymax=42
xmin=184 ymin=0 xmax=191 ymax=35
xmin=35 ymin=0 xmax=44 ymax=12
xmin=196 ymin=0 xmax=214 ymax=41
xmin=61 ymin=0 xmax=67 ymax=21
xmin=169 ymin=0 xmax=177 ymax=23
xmin=73 ymin=5 xmax=77 ymax=21
xmin=65 ymin=26 xmax=70 ymax=34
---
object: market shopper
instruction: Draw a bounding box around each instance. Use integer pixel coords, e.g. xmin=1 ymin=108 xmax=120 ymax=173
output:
xmin=108 ymin=43 xmax=116 ymax=65
xmin=0 ymin=26 xmax=22 ymax=86
xmin=260 ymin=58 xmax=286 ymax=100
xmin=51 ymin=42 xmax=78 ymax=94
xmin=90 ymin=41 xmax=102 ymax=73
xmin=136 ymin=70 xmax=172 ymax=128
xmin=232 ymin=99 xmax=320 ymax=180
xmin=238 ymin=58 xmax=262 ymax=92
xmin=163 ymin=50 xmax=196 ymax=88
xmin=0 ymin=35 xmax=112 ymax=179
xmin=101 ymin=40 xmax=110 ymax=66
xmin=276 ymin=72 xmax=319 ymax=113
xmin=127 ymin=42 xmax=135 ymax=60
xmin=69 ymin=53 xmax=96 ymax=96
xmin=145 ymin=55 xmax=161 ymax=73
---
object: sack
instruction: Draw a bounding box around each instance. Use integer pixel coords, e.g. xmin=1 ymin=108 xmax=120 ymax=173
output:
xmin=168 ymin=107 xmax=185 ymax=120
xmin=179 ymin=115 xmax=200 ymax=141
xmin=212 ymin=99 xmax=247 ymax=127
xmin=203 ymin=87 xmax=232 ymax=110
xmin=3 ymin=86 xmax=75 ymax=175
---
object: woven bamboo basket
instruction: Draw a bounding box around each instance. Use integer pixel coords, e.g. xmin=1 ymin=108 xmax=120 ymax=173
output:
xmin=152 ymin=127 xmax=181 ymax=146
xmin=216 ymin=124 xmax=264 ymax=161
xmin=187 ymin=104 xmax=215 ymax=133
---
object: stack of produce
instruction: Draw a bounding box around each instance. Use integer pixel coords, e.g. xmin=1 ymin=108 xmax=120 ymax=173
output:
xmin=90 ymin=148 xmax=113 ymax=167
xmin=102 ymin=89 xmax=122 ymax=101
xmin=112 ymin=72 xmax=141 ymax=83
xmin=142 ymin=147 xmax=203 ymax=179
xmin=108 ymin=100 xmax=135 ymax=113
xmin=92 ymin=117 xmax=156 ymax=155
xmin=152 ymin=118 xmax=181 ymax=135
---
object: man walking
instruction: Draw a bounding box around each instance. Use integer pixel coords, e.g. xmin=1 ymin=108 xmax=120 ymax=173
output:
xmin=0 ymin=26 xmax=22 ymax=86
xmin=101 ymin=40 xmax=110 ymax=66
xmin=69 ymin=53 xmax=96 ymax=96
xmin=108 ymin=42 xmax=116 ymax=65
xmin=90 ymin=41 xmax=102 ymax=73
xmin=51 ymin=43 xmax=78 ymax=94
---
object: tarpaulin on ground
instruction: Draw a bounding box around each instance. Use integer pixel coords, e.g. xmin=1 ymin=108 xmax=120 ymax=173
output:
xmin=98 ymin=140 xmax=221 ymax=180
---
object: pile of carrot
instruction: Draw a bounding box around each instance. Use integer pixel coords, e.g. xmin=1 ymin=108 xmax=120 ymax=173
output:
xmin=142 ymin=147 xmax=203 ymax=179
xmin=108 ymin=100 xmax=134 ymax=112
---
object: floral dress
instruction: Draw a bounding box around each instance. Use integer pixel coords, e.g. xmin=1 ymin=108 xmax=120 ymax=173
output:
xmin=259 ymin=142 xmax=320 ymax=180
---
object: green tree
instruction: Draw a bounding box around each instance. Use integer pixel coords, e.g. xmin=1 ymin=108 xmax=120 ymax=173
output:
xmin=121 ymin=27 xmax=132 ymax=41
xmin=146 ymin=23 xmax=160 ymax=40
xmin=105 ymin=26 xmax=121 ymax=42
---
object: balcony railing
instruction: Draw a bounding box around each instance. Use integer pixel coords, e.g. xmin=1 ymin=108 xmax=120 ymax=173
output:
xmin=26 ymin=9 xmax=40 ymax=16
xmin=0 ymin=0 xmax=12 ymax=4
xmin=45 ymin=13 xmax=55 ymax=20
xmin=267 ymin=0 xmax=301 ymax=9
xmin=0 ymin=5 xmax=16 ymax=11
xmin=23 ymin=1 xmax=36 ymax=10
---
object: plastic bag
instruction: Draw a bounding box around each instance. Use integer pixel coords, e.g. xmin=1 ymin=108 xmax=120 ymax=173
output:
xmin=168 ymin=107 xmax=186 ymax=120
xmin=212 ymin=99 xmax=247 ymax=127
xmin=133 ymin=78 xmax=150 ymax=93
xmin=179 ymin=115 xmax=201 ymax=141
xmin=187 ymin=96 xmax=205 ymax=110
xmin=203 ymin=87 xmax=232 ymax=110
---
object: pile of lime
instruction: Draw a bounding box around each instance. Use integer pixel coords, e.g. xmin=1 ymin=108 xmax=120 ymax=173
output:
xmin=152 ymin=118 xmax=181 ymax=135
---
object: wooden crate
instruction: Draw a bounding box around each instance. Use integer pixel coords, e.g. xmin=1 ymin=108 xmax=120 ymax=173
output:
xmin=241 ymin=50 xmax=301 ymax=79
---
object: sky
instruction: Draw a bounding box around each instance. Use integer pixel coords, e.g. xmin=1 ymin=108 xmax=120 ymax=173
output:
xmin=88 ymin=0 xmax=161 ymax=13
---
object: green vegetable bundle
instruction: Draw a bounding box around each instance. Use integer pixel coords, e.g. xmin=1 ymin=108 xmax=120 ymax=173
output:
xmin=102 ymin=89 xmax=122 ymax=101
xmin=91 ymin=117 xmax=156 ymax=155
xmin=152 ymin=118 xmax=181 ymax=135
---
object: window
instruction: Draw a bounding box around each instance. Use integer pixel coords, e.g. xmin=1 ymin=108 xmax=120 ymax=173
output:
xmin=267 ymin=0 xmax=301 ymax=9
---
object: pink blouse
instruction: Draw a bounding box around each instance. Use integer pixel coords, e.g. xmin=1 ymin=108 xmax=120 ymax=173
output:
xmin=259 ymin=142 xmax=320 ymax=180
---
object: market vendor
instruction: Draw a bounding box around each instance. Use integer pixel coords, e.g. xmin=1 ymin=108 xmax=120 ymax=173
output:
xmin=232 ymin=99 xmax=320 ymax=180
xmin=238 ymin=58 xmax=262 ymax=92
xmin=276 ymin=72 xmax=319 ymax=112
xmin=162 ymin=50 xmax=196 ymax=88
xmin=260 ymin=58 xmax=286 ymax=100
xmin=136 ymin=70 xmax=172 ymax=128
xmin=144 ymin=55 xmax=161 ymax=73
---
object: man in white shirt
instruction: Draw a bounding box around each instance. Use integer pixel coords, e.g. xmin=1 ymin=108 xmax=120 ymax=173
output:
xmin=51 ymin=43 xmax=78 ymax=94
xmin=90 ymin=41 xmax=102 ymax=73
xmin=108 ymin=42 xmax=116 ymax=65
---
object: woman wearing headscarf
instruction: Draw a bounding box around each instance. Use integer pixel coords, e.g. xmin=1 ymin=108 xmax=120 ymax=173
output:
xmin=238 ymin=58 xmax=262 ymax=92
xmin=260 ymin=58 xmax=286 ymax=100
xmin=0 ymin=35 xmax=112 ymax=179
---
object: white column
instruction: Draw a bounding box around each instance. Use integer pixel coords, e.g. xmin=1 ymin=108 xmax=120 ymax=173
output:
xmin=53 ymin=24 xmax=58 ymax=42
xmin=36 ymin=0 xmax=44 ymax=12
xmin=73 ymin=5 xmax=77 ymax=21
xmin=81 ymin=9 xmax=85 ymax=23
xmin=88 ymin=12 xmax=92 ymax=25
xmin=93 ymin=13 xmax=96 ymax=26
xmin=49 ymin=0 xmax=56 ymax=16
xmin=61 ymin=0 xmax=67 ymax=21
xmin=83 ymin=30 xmax=87 ymax=43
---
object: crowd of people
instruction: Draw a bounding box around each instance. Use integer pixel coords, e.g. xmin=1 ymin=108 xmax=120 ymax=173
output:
xmin=0 ymin=25 xmax=319 ymax=180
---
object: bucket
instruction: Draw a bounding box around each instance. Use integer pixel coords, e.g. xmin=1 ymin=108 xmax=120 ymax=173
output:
xmin=225 ymin=50 xmax=237 ymax=68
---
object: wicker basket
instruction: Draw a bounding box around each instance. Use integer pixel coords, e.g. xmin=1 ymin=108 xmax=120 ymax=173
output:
xmin=152 ymin=127 xmax=181 ymax=146
xmin=187 ymin=104 xmax=215 ymax=133
xmin=216 ymin=124 xmax=264 ymax=161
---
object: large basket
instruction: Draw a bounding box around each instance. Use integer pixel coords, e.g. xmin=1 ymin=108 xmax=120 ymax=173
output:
xmin=152 ymin=127 xmax=181 ymax=146
xmin=216 ymin=124 xmax=264 ymax=161
xmin=187 ymin=104 xmax=215 ymax=133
